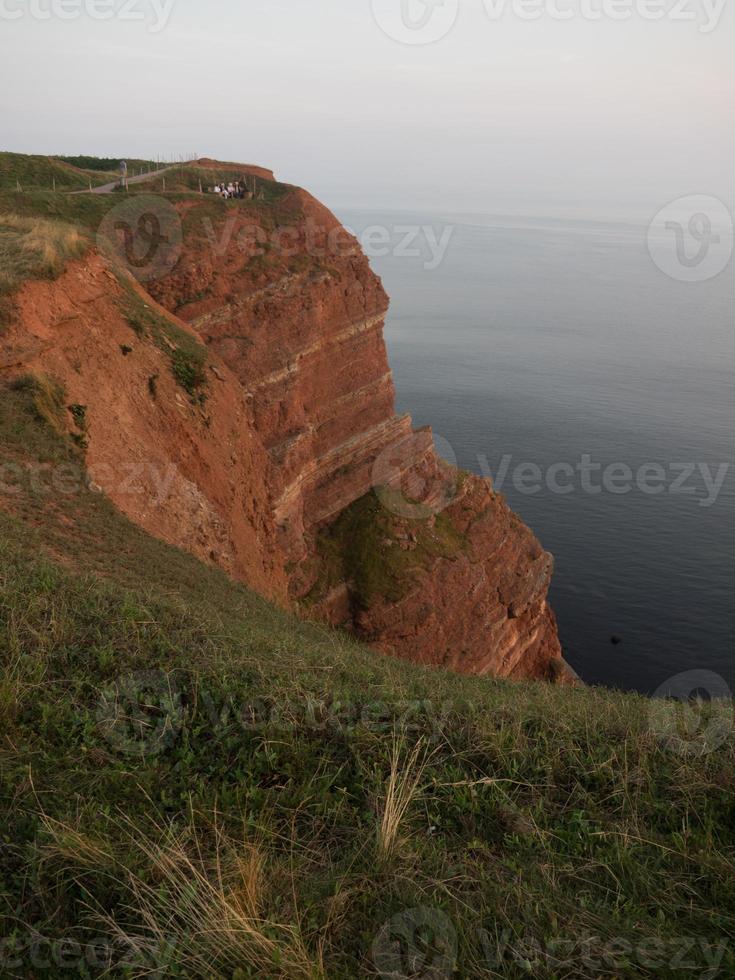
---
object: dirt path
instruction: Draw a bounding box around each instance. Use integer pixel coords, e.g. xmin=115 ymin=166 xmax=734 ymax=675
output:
xmin=72 ymin=167 xmax=175 ymax=195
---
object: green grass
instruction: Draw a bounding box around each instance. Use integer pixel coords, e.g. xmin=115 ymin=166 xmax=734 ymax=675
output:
xmin=0 ymin=213 xmax=88 ymax=326
xmin=0 ymin=152 xmax=111 ymax=191
xmin=307 ymin=489 xmax=467 ymax=610
xmin=116 ymin=276 xmax=209 ymax=402
xmin=0 ymin=188 xmax=124 ymax=231
xmin=56 ymin=155 xmax=158 ymax=174
xmin=1 ymin=379 xmax=734 ymax=978
xmin=137 ymin=163 xmax=291 ymax=200
xmin=9 ymin=372 xmax=68 ymax=434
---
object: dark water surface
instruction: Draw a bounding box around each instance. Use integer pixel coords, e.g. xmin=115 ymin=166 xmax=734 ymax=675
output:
xmin=339 ymin=209 xmax=735 ymax=694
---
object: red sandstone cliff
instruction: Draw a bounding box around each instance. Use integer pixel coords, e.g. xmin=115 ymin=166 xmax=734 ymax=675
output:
xmin=1 ymin=256 xmax=286 ymax=601
xmin=1 ymin=161 xmax=573 ymax=683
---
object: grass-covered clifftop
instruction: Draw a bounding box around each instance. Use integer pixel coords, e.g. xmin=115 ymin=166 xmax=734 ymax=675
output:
xmin=1 ymin=379 xmax=734 ymax=978
xmin=0 ymin=153 xmax=115 ymax=192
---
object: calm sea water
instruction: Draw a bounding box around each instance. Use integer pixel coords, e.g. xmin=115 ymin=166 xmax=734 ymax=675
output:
xmin=339 ymin=209 xmax=735 ymax=694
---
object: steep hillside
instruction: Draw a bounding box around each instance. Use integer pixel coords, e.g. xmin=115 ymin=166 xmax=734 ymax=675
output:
xmin=2 ymin=253 xmax=285 ymax=599
xmin=1 ymin=380 xmax=734 ymax=978
xmin=0 ymin=159 xmax=571 ymax=683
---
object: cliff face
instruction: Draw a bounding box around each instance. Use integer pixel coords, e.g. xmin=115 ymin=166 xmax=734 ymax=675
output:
xmin=148 ymin=187 xmax=413 ymax=567
xmin=1 ymin=255 xmax=286 ymax=601
xmin=2 ymin=162 xmax=572 ymax=683
xmin=145 ymin=173 xmax=569 ymax=683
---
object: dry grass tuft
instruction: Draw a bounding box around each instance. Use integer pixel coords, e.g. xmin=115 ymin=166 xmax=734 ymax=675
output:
xmin=10 ymin=372 xmax=67 ymax=435
xmin=40 ymin=813 xmax=116 ymax=872
xmin=0 ymin=213 xmax=87 ymax=298
xmin=377 ymin=733 xmax=432 ymax=860
xmin=73 ymin=816 xmax=323 ymax=979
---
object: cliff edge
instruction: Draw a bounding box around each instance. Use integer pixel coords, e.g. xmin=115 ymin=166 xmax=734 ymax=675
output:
xmin=0 ymin=158 xmax=573 ymax=683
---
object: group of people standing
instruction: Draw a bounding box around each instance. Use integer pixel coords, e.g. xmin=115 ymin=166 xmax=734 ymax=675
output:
xmin=212 ymin=179 xmax=252 ymax=200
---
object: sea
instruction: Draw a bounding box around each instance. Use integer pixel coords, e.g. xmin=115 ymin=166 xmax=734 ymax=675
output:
xmin=338 ymin=208 xmax=735 ymax=695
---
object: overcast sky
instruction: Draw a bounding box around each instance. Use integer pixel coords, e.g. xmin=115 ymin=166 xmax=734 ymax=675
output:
xmin=1 ymin=0 xmax=732 ymax=220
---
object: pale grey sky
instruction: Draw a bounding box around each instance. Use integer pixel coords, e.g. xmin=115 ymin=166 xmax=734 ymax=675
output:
xmin=1 ymin=0 xmax=733 ymax=220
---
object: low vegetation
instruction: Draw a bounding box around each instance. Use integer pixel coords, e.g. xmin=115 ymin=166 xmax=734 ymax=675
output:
xmin=0 ymin=213 xmax=88 ymax=324
xmin=0 ymin=152 xmax=111 ymax=192
xmin=1 ymin=379 xmax=734 ymax=978
xmin=117 ymin=276 xmax=209 ymax=402
xmin=56 ymin=155 xmax=157 ymax=174
xmin=0 ymin=188 xmax=125 ymax=232
xmin=138 ymin=163 xmax=290 ymax=202
xmin=9 ymin=372 xmax=67 ymax=434
xmin=308 ymin=488 xmax=467 ymax=609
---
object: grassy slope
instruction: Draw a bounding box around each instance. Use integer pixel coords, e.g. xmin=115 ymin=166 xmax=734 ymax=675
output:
xmin=0 ymin=214 xmax=87 ymax=302
xmin=0 ymin=153 xmax=114 ymax=192
xmin=128 ymin=163 xmax=288 ymax=197
xmin=56 ymin=156 xmax=158 ymax=174
xmin=0 ymin=382 xmax=734 ymax=979
xmin=0 ymin=195 xmax=109 ymax=329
